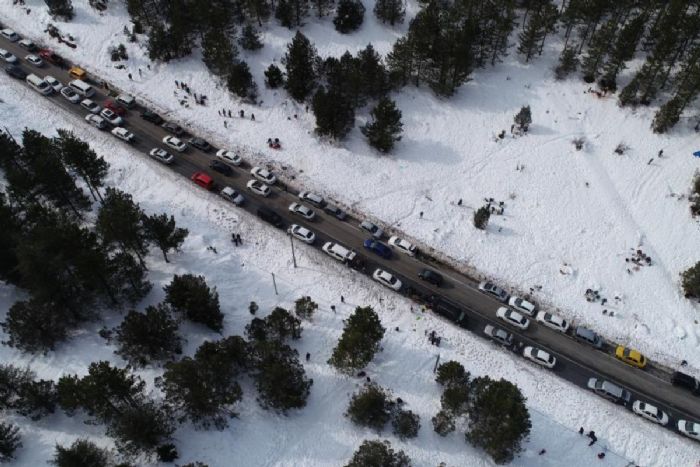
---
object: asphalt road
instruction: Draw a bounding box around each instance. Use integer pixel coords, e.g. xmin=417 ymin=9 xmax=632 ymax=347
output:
xmin=2 ymin=35 xmax=700 ymax=443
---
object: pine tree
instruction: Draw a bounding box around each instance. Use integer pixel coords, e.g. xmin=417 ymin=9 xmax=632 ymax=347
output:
xmin=466 ymin=377 xmax=531 ymax=465
xmin=0 ymin=422 xmax=21 ymax=462
xmin=514 ymin=105 xmax=532 ymax=132
xmin=239 ymin=23 xmax=263 ymax=51
xmin=580 ymin=18 xmax=618 ymax=83
xmin=361 ymin=97 xmax=403 ymax=153
xmin=54 ymin=129 xmax=109 ymax=202
xmin=440 ymin=383 xmax=470 ymax=415
xmin=599 ymin=13 xmax=647 ymax=92
xmin=386 ymin=36 xmax=414 ymax=88
xmin=518 ymin=0 xmax=558 ymax=62
xmin=0 ymin=364 xmax=56 ymax=420
xmin=107 ymin=400 xmax=175 ymax=457
xmin=251 ymin=340 xmax=312 ymax=412
xmin=202 ymin=29 xmax=238 ymax=78
xmin=0 ymin=193 xmax=21 ymax=285
xmin=294 ymin=296 xmax=318 ymax=320
xmin=114 ymin=304 xmax=183 ymax=367
xmin=2 ymin=298 xmax=70 ymax=353
xmin=329 ymin=307 xmax=385 ymax=373
xmin=97 ymin=188 xmax=149 ymax=268
xmin=226 ymin=60 xmax=258 ymax=101
xmin=652 ymin=96 xmax=683 ymax=134
xmin=45 ymin=0 xmax=75 ymax=21
xmin=555 ymin=47 xmax=579 ymax=80
xmin=51 ymin=439 xmax=111 ymax=467
xmin=142 ymin=213 xmax=188 ymax=263
xmin=473 ymin=206 xmax=490 ymax=230
xmin=164 ymin=274 xmax=223 ymax=332
xmin=431 ymin=409 xmax=455 ymax=436
xmin=392 ymin=409 xmax=420 ymax=439
xmin=345 ymin=440 xmax=411 ymax=467
xmin=264 ymin=63 xmax=284 ymax=88
xmin=345 ymin=383 xmax=392 ymax=431
xmin=357 ymin=44 xmax=389 ymax=100
xmin=311 ymin=86 xmax=355 ymax=139
xmin=283 ymin=31 xmax=318 ymax=102
xmin=334 ymin=0 xmax=365 ymax=34
xmin=106 ymin=251 xmax=152 ymax=306
xmin=373 ymin=0 xmax=404 ymax=26
xmin=435 ymin=360 xmax=469 ymax=387
xmin=652 ymin=44 xmax=700 ymax=133
xmin=681 ymin=261 xmax=700 ymax=298
xmin=275 ymin=0 xmax=294 ymax=28
xmin=311 ymin=0 xmax=334 ymax=18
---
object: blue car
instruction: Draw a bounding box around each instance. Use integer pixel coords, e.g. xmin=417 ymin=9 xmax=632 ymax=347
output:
xmin=363 ymin=239 xmax=392 ymax=259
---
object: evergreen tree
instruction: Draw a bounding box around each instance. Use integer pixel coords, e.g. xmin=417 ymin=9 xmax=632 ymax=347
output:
xmin=599 ymin=13 xmax=647 ymax=92
xmin=164 ymin=274 xmax=223 ymax=332
xmin=473 ymin=206 xmax=490 ymax=230
xmin=652 ymin=44 xmax=700 ymax=133
xmin=0 ymin=364 xmax=56 ymax=421
xmin=345 ymin=440 xmax=411 ymax=467
xmin=283 ymin=31 xmax=318 ymax=102
xmin=385 ymin=36 xmax=414 ymax=88
xmin=227 ymin=60 xmax=258 ymax=101
xmin=251 ymin=340 xmax=312 ymax=412
xmin=264 ymin=63 xmax=284 ymax=88
xmin=435 ymin=360 xmax=469 ymax=387
xmin=142 ymin=213 xmax=188 ymax=263
xmin=345 ymin=383 xmax=392 ymax=431
xmin=2 ymin=299 xmax=70 ymax=353
xmin=361 ymin=97 xmax=403 ymax=153
xmin=239 ymin=23 xmax=264 ymax=51
xmin=518 ymin=0 xmax=558 ymax=62
xmin=580 ymin=18 xmax=618 ymax=83
xmin=294 ymin=296 xmax=318 ymax=320
xmin=311 ymin=85 xmax=355 ymax=139
xmin=373 ymin=0 xmax=404 ymax=26
xmin=329 ymin=306 xmax=385 ymax=373
xmin=261 ymin=307 xmax=302 ymax=341
xmin=652 ymin=96 xmax=684 ymax=134
xmin=156 ymin=443 xmax=178 ymax=463
xmin=681 ymin=261 xmax=700 ymax=298
xmin=54 ymin=129 xmax=109 ymax=202
xmin=554 ymin=47 xmax=579 ymax=80
xmin=275 ymin=0 xmax=294 ymax=28
xmin=357 ymin=44 xmax=389 ymax=100
xmin=440 ymin=383 xmax=470 ymax=415
xmin=0 ymin=422 xmax=21 ymax=462
xmin=114 ymin=304 xmax=183 ymax=367
xmin=514 ymin=105 xmax=532 ymax=132
xmin=466 ymin=377 xmax=531 ymax=465
xmin=106 ymin=251 xmax=152 ymax=306
xmin=107 ymin=400 xmax=175 ymax=457
xmin=311 ymin=0 xmax=335 ymax=18
xmin=202 ymin=29 xmax=238 ymax=78
xmin=45 ymin=0 xmax=75 ymax=21
xmin=392 ymin=409 xmax=420 ymax=439
xmin=334 ymin=0 xmax=365 ymax=34
xmin=0 ymin=193 xmax=21 ymax=285
xmin=97 ymin=188 xmax=149 ymax=267
xmin=431 ymin=409 xmax=455 ymax=436
xmin=51 ymin=439 xmax=111 ymax=467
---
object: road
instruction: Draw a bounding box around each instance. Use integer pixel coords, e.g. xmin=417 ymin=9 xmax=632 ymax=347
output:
xmin=2 ymin=35 xmax=700 ymax=442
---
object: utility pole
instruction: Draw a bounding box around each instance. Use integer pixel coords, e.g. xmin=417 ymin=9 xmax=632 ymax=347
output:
xmin=289 ymin=232 xmax=297 ymax=268
xmin=271 ymin=272 xmax=278 ymax=295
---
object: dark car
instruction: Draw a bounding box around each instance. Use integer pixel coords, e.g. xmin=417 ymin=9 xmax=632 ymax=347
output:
xmin=141 ymin=110 xmax=164 ymax=125
xmin=672 ymin=371 xmax=700 ymax=395
xmin=4 ymin=64 xmax=26 ymax=79
xmin=363 ymin=239 xmax=392 ymax=259
xmin=209 ymin=160 xmax=233 ymax=176
xmin=189 ymin=137 xmax=212 ymax=152
xmin=418 ymin=268 xmax=444 ymax=286
xmin=104 ymin=99 xmax=127 ymax=116
xmin=324 ymin=204 xmax=347 ymax=220
xmin=256 ymin=207 xmax=284 ymax=229
xmin=162 ymin=122 xmax=184 ymax=136
xmin=574 ymin=326 xmax=603 ymax=349
xmin=38 ymin=49 xmax=64 ymax=67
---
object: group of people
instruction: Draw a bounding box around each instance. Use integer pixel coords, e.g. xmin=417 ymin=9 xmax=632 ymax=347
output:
xmin=174 ymin=80 xmax=207 ymax=105
xmin=231 ymin=233 xmax=243 ymax=246
xmin=267 ymin=138 xmax=281 ymax=149
xmin=427 ymin=330 xmax=442 ymax=347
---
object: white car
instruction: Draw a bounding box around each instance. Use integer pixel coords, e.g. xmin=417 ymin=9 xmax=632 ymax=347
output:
xmin=215 ymin=149 xmax=242 ymax=166
xmin=220 ymin=186 xmax=245 ymax=205
xmin=148 ymin=148 xmax=174 ymax=165
xmin=360 ymin=220 xmax=383 ymax=238
xmin=677 ymin=420 xmax=700 ymax=441
xmin=85 ymin=114 xmax=107 ymax=130
xmin=25 ymin=54 xmax=42 ymax=66
xmin=288 ymin=202 xmax=315 ymax=220
xmin=508 ymin=296 xmax=536 ymax=316
xmin=162 ymin=135 xmax=186 ymax=152
xmin=496 ymin=307 xmax=529 ymax=330
xmin=18 ymin=39 xmax=36 ymax=50
xmin=246 ymin=179 xmax=271 ymax=197
xmin=388 ymin=236 xmax=417 ymax=256
xmin=250 ymin=166 xmax=276 ymax=184
xmin=632 ymin=401 xmax=669 ymax=426
xmin=372 ymin=268 xmax=402 ymax=291
xmin=44 ymin=75 xmax=63 ymax=92
xmin=80 ymin=99 xmax=101 ymax=114
xmin=0 ymin=29 xmax=20 ymax=42
xmin=111 ymin=127 xmax=134 ymax=143
xmin=60 ymin=86 xmax=80 ymax=103
xmin=535 ymin=311 xmax=569 ymax=333
xmin=288 ymin=224 xmax=316 ymax=244
xmin=523 ymin=346 xmax=556 ymax=368
xmin=298 ymin=191 xmax=325 ymax=207
xmin=100 ymin=108 xmax=123 ymax=126
xmin=0 ymin=49 xmax=17 ymax=64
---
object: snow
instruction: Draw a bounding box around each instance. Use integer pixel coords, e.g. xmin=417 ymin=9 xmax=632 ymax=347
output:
xmin=1 ymin=1 xmax=700 ymax=466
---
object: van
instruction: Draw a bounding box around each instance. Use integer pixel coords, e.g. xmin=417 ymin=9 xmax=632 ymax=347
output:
xmin=671 ymin=371 xmax=700 ymax=395
xmin=25 ymin=74 xmax=52 ymax=95
xmin=116 ymin=93 xmax=136 ymax=108
xmin=587 ymin=378 xmax=631 ymax=404
xmin=69 ymin=66 xmax=86 ymax=80
xmin=256 ymin=207 xmax=284 ymax=228
xmin=322 ymin=242 xmax=357 ymax=263
xmin=575 ymin=326 xmax=603 ymax=349
xmin=0 ymin=29 xmax=20 ymax=42
xmin=68 ymin=79 xmax=95 ymax=97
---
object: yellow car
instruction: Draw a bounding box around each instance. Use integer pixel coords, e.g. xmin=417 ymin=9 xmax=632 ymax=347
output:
xmin=615 ymin=345 xmax=647 ymax=369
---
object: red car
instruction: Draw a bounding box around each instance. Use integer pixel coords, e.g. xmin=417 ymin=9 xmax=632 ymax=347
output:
xmin=191 ymin=172 xmax=214 ymax=191
xmin=38 ymin=49 xmax=65 ymax=67
xmin=104 ymin=99 xmax=127 ymax=116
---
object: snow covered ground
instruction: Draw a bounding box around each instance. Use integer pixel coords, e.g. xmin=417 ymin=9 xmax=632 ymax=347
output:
xmin=1 ymin=72 xmax=697 ymax=467
xmin=1 ymin=1 xmax=700 ymax=465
